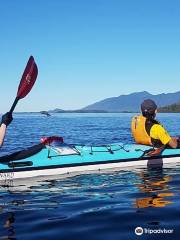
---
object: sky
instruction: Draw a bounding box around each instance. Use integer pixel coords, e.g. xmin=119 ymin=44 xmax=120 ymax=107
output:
xmin=0 ymin=0 xmax=180 ymax=112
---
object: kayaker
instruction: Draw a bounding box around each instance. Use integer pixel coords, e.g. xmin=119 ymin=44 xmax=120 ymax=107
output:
xmin=0 ymin=112 xmax=13 ymax=147
xmin=131 ymin=99 xmax=179 ymax=149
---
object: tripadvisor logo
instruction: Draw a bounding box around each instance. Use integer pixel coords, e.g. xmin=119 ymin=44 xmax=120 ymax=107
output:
xmin=135 ymin=227 xmax=143 ymax=236
xmin=135 ymin=226 xmax=174 ymax=235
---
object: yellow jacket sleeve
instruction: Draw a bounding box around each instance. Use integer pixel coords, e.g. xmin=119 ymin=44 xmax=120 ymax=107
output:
xmin=150 ymin=124 xmax=171 ymax=145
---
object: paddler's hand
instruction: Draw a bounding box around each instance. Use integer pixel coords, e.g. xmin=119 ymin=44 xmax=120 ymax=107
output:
xmin=1 ymin=112 xmax=13 ymax=127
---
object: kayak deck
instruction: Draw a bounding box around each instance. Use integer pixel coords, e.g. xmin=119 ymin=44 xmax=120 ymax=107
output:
xmin=1 ymin=142 xmax=180 ymax=169
xmin=0 ymin=142 xmax=180 ymax=180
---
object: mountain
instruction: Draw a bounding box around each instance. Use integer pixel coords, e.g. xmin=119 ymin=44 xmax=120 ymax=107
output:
xmin=82 ymin=91 xmax=180 ymax=112
xmin=158 ymin=103 xmax=180 ymax=113
xmin=49 ymin=108 xmax=65 ymax=113
xmin=49 ymin=108 xmax=108 ymax=113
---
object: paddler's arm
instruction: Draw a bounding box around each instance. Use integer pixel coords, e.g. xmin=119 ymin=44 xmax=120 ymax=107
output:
xmin=158 ymin=128 xmax=178 ymax=148
xmin=151 ymin=124 xmax=178 ymax=149
xmin=168 ymin=137 xmax=178 ymax=149
xmin=0 ymin=112 xmax=13 ymax=147
xmin=0 ymin=124 xmax=7 ymax=147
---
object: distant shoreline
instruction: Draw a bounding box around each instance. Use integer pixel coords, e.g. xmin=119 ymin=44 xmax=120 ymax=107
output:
xmin=14 ymin=111 xmax=138 ymax=114
xmin=12 ymin=111 xmax=180 ymax=114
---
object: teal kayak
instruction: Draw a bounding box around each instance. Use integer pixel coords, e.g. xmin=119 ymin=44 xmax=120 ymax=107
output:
xmin=0 ymin=136 xmax=180 ymax=180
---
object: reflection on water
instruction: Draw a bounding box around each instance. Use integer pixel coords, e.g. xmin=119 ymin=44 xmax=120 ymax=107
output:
xmin=3 ymin=212 xmax=16 ymax=240
xmin=135 ymin=168 xmax=174 ymax=208
xmin=135 ymin=193 xmax=174 ymax=208
xmin=0 ymin=167 xmax=179 ymax=239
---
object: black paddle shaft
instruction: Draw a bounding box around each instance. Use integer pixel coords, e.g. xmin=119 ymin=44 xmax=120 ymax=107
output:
xmin=9 ymin=97 xmax=19 ymax=114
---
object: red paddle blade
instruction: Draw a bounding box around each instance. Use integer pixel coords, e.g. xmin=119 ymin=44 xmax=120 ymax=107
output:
xmin=17 ymin=56 xmax=38 ymax=99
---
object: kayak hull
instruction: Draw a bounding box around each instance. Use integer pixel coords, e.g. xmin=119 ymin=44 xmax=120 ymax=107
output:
xmin=0 ymin=154 xmax=180 ymax=181
xmin=0 ymin=141 xmax=180 ymax=180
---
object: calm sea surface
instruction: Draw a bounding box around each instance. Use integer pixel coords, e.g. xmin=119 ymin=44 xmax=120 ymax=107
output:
xmin=0 ymin=113 xmax=180 ymax=239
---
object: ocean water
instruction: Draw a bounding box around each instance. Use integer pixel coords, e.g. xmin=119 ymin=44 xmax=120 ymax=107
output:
xmin=0 ymin=113 xmax=180 ymax=239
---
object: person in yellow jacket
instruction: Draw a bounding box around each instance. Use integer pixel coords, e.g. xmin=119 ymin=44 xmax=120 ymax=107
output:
xmin=131 ymin=99 xmax=179 ymax=148
xmin=0 ymin=112 xmax=13 ymax=147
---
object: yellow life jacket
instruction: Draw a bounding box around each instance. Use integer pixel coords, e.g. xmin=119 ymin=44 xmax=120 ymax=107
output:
xmin=131 ymin=115 xmax=152 ymax=146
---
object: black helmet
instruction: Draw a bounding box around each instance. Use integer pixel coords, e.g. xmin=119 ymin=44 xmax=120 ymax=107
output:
xmin=141 ymin=99 xmax=157 ymax=114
